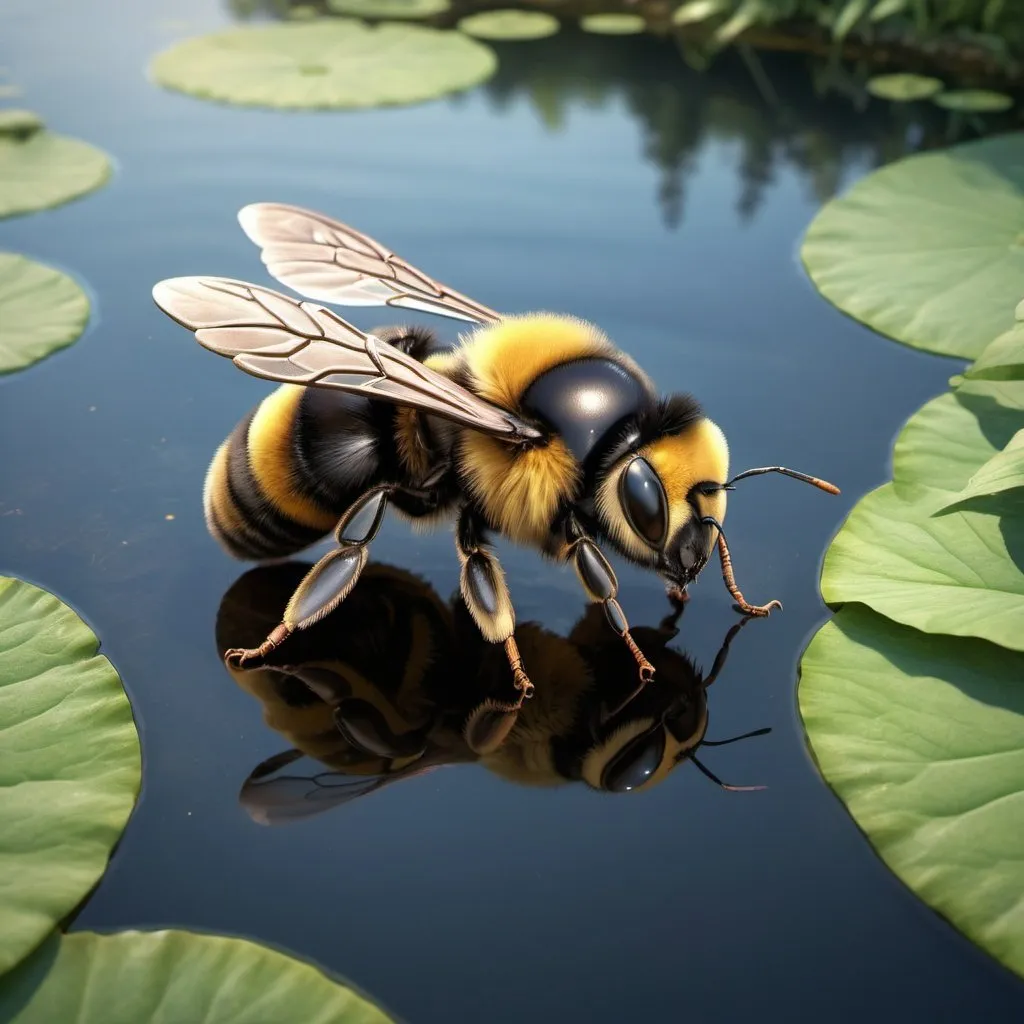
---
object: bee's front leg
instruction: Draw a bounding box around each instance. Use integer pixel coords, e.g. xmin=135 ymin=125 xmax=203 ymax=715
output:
xmin=224 ymin=486 xmax=391 ymax=670
xmin=562 ymin=514 xmax=655 ymax=702
xmin=455 ymin=506 xmax=532 ymax=755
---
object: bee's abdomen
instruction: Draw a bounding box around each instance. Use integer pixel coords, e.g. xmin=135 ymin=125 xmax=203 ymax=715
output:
xmin=204 ymin=386 xmax=344 ymax=561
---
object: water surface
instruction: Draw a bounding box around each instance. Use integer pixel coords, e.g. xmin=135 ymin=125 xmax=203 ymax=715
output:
xmin=2 ymin=2 xmax=1022 ymax=1020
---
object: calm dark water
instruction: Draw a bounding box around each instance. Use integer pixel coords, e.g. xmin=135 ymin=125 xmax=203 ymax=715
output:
xmin=2 ymin=1 xmax=1023 ymax=1020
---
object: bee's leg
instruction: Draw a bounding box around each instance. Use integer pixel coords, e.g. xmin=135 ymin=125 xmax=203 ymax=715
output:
xmin=455 ymin=506 xmax=533 ymax=755
xmin=563 ymin=515 xmax=655 ymax=691
xmin=224 ymin=486 xmax=391 ymax=669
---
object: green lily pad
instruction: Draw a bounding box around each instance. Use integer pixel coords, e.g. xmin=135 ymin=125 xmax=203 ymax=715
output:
xmin=801 ymin=134 xmax=1024 ymax=359
xmin=938 ymin=430 xmax=1024 ymax=512
xmin=965 ymin=323 xmax=1024 ymax=381
xmin=458 ymin=10 xmax=559 ymax=41
xmin=0 ymin=130 xmax=111 ymax=220
xmin=149 ymin=21 xmax=495 ymax=109
xmin=580 ymin=14 xmax=646 ymax=34
xmin=866 ymin=73 xmax=943 ymax=102
xmin=289 ymin=4 xmax=320 ymax=18
xmin=0 ymin=578 xmax=140 ymax=976
xmin=0 ymin=254 xmax=90 ymax=375
xmin=824 ymin=384 xmax=1024 ymax=650
xmin=0 ymin=931 xmax=396 ymax=1022
xmin=955 ymin=377 xmax=1024 ymax=411
xmin=934 ymin=90 xmax=1015 ymax=113
xmin=892 ymin=389 xmax=1023 ymax=494
xmin=325 ymin=0 xmax=450 ymax=18
xmin=822 ymin=481 xmax=1024 ymax=650
xmin=799 ymin=605 xmax=1024 ymax=981
xmin=671 ymin=0 xmax=729 ymax=25
xmin=0 ymin=110 xmax=44 ymax=139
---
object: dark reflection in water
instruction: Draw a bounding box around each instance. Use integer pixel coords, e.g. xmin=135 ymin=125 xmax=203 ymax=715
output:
xmin=3 ymin=0 xmax=1024 ymax=1020
xmin=217 ymin=562 xmax=769 ymax=823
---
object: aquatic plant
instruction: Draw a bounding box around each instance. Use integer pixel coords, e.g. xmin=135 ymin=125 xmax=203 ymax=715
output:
xmin=0 ymin=255 xmax=90 ymax=375
xmin=0 ymin=577 xmax=397 ymax=1021
xmin=798 ymin=131 xmax=1024 ymax=980
xmin=0 ymin=121 xmax=111 ymax=219
xmin=149 ymin=20 xmax=497 ymax=109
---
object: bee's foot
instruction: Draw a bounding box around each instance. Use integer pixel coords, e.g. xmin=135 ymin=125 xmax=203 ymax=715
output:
xmin=732 ymin=598 xmax=782 ymax=617
xmin=225 ymin=646 xmax=266 ymax=670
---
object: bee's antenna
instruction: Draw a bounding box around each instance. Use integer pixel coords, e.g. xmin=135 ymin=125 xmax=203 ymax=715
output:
xmin=726 ymin=466 xmax=840 ymax=495
xmin=701 ymin=726 xmax=771 ymax=746
xmin=700 ymin=517 xmax=782 ymax=617
xmin=689 ymin=754 xmax=766 ymax=792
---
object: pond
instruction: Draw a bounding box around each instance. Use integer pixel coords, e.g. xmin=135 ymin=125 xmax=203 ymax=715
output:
xmin=2 ymin=0 xmax=1023 ymax=1020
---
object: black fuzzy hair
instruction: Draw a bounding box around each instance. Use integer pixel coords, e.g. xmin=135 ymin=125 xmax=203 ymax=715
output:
xmin=597 ymin=393 xmax=703 ymax=477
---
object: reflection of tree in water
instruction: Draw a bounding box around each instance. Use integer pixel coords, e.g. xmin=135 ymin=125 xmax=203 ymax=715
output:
xmin=476 ymin=26 xmax=1017 ymax=229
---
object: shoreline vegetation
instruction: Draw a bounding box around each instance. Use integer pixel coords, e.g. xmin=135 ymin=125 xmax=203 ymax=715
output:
xmin=234 ymin=0 xmax=1024 ymax=87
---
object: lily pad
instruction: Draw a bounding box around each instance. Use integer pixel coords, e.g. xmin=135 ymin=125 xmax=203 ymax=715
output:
xmin=801 ymin=134 xmax=1024 ymax=359
xmin=866 ymin=73 xmax=943 ymax=102
xmin=934 ymin=90 xmax=1015 ymax=113
xmin=0 ymin=931 xmax=396 ymax=1022
xmin=0 ymin=578 xmax=140 ymax=976
xmin=799 ymin=605 xmax=1024 ymax=980
xmin=0 ymin=130 xmax=111 ymax=220
xmin=0 ymin=254 xmax=90 ymax=375
xmin=964 ymin=323 xmax=1024 ymax=381
xmin=457 ymin=10 xmax=559 ymax=41
xmin=149 ymin=21 xmax=495 ymax=110
xmin=938 ymin=430 xmax=1024 ymax=512
xmin=824 ymin=386 xmax=1024 ymax=650
xmin=580 ymin=13 xmax=646 ymax=35
xmin=325 ymin=0 xmax=450 ymax=18
xmin=0 ymin=110 xmax=43 ymax=139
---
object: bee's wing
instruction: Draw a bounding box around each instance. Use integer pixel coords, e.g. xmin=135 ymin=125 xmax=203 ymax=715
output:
xmin=238 ymin=749 xmax=441 ymax=825
xmin=237 ymin=202 xmax=502 ymax=325
xmin=152 ymin=276 xmax=540 ymax=442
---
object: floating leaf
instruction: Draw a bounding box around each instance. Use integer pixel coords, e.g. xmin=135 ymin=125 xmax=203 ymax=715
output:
xmin=934 ymin=89 xmax=1015 ymax=113
xmin=671 ymin=0 xmax=729 ymax=25
xmin=0 ymin=130 xmax=111 ymax=220
xmin=892 ymin=389 xmax=1022 ymax=494
xmin=799 ymin=605 xmax=1024 ymax=981
xmin=0 ymin=931 xmax=396 ymax=1022
xmin=822 ymin=481 xmax=1024 ymax=651
xmin=0 ymin=254 xmax=90 ymax=375
xmin=824 ymin=385 xmax=1024 ymax=650
xmin=938 ymin=430 xmax=1024 ymax=511
xmin=0 ymin=579 xmax=140 ymax=976
xmin=866 ymin=73 xmax=943 ymax=102
xmin=965 ymin=323 xmax=1024 ymax=381
xmin=325 ymin=0 xmax=450 ymax=18
xmin=801 ymin=134 xmax=1024 ymax=359
xmin=149 ymin=21 xmax=495 ymax=109
xmin=0 ymin=109 xmax=43 ymax=139
xmin=580 ymin=13 xmax=646 ymax=34
xmin=458 ymin=10 xmax=559 ymax=40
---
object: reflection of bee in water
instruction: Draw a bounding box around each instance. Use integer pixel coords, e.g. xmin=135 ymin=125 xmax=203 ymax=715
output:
xmin=155 ymin=204 xmax=838 ymax=742
xmin=217 ymin=562 xmax=769 ymax=825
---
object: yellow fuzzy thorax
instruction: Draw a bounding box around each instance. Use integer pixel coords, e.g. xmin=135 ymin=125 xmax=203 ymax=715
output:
xmin=459 ymin=313 xmax=617 ymax=409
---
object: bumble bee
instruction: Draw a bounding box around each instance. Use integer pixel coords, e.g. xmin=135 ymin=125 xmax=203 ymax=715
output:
xmin=216 ymin=561 xmax=769 ymax=825
xmin=154 ymin=203 xmax=838 ymax=714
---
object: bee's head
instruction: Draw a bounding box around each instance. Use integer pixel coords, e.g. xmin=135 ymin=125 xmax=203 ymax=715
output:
xmin=596 ymin=397 xmax=730 ymax=590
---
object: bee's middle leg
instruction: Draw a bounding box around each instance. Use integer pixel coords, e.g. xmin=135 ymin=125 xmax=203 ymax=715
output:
xmin=224 ymin=486 xmax=391 ymax=669
xmin=563 ymin=514 xmax=655 ymax=697
xmin=455 ymin=506 xmax=535 ymax=754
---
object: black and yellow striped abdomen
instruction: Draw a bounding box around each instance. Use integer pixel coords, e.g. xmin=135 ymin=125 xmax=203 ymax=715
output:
xmin=204 ymin=384 xmax=387 ymax=560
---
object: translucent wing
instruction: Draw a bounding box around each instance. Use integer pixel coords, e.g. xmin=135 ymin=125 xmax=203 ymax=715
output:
xmin=237 ymin=202 xmax=502 ymax=325
xmin=151 ymin=276 xmax=541 ymax=442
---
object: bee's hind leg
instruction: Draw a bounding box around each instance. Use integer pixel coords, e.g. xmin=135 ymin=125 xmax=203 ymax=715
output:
xmin=224 ymin=486 xmax=391 ymax=670
xmin=563 ymin=514 xmax=655 ymax=702
xmin=455 ymin=506 xmax=533 ymax=755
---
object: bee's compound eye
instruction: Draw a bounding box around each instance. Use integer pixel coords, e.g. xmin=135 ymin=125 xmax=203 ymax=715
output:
xmin=620 ymin=457 xmax=668 ymax=548
xmin=601 ymin=729 xmax=666 ymax=792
